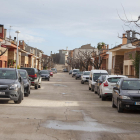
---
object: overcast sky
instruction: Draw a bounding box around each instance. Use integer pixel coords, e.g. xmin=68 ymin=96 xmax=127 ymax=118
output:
xmin=1 ymin=0 xmax=140 ymax=55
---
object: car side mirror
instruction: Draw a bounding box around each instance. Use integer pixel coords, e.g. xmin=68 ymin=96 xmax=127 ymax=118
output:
xmin=113 ymin=87 xmax=119 ymax=90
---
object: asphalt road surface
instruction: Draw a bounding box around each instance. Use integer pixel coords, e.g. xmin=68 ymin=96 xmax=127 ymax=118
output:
xmin=0 ymin=73 xmax=140 ymax=140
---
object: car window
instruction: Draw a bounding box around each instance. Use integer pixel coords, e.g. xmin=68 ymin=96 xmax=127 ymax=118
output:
xmin=0 ymin=70 xmax=17 ymax=80
xmin=19 ymin=71 xmax=27 ymax=79
xmin=83 ymin=72 xmax=90 ymax=75
xmin=21 ymin=68 xmax=35 ymax=75
xmin=108 ymin=77 xmax=122 ymax=83
xmin=40 ymin=71 xmax=49 ymax=74
xmin=73 ymin=70 xmax=79 ymax=72
xmin=93 ymin=73 xmax=108 ymax=81
xmin=121 ymin=80 xmax=140 ymax=90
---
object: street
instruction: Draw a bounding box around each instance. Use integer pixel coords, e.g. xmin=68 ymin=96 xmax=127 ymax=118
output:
xmin=0 ymin=72 xmax=140 ymax=140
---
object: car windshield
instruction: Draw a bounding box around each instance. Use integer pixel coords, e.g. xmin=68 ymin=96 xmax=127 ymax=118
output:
xmin=73 ymin=70 xmax=79 ymax=72
xmin=20 ymin=68 xmax=35 ymax=75
xmin=83 ymin=72 xmax=90 ymax=75
xmin=0 ymin=69 xmax=17 ymax=80
xmin=122 ymin=80 xmax=140 ymax=90
xmin=93 ymin=73 xmax=108 ymax=81
xmin=108 ymin=77 xmax=122 ymax=83
xmin=77 ymin=72 xmax=83 ymax=74
xmin=40 ymin=71 xmax=49 ymax=74
xmin=19 ymin=71 xmax=27 ymax=79
xmin=51 ymin=68 xmax=55 ymax=71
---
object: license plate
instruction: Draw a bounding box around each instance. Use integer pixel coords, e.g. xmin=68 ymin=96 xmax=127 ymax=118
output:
xmin=135 ymin=102 xmax=140 ymax=105
xmin=0 ymin=92 xmax=5 ymax=95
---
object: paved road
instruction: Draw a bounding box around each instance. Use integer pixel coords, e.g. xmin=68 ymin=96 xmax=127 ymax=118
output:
xmin=0 ymin=73 xmax=140 ymax=140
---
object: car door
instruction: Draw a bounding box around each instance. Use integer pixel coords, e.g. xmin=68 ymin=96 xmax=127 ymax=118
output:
xmin=18 ymin=72 xmax=24 ymax=95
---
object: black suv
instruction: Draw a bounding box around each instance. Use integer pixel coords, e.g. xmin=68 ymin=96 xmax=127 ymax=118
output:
xmin=20 ymin=68 xmax=41 ymax=89
xmin=0 ymin=68 xmax=24 ymax=104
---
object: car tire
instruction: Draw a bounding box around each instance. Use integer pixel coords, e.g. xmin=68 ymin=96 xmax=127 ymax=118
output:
xmin=25 ymin=90 xmax=30 ymax=97
xmin=35 ymin=84 xmax=38 ymax=89
xmin=14 ymin=92 xmax=22 ymax=104
xmin=89 ymin=87 xmax=91 ymax=90
xmin=38 ymin=84 xmax=41 ymax=88
xmin=112 ymin=97 xmax=116 ymax=108
xmin=48 ymin=78 xmax=50 ymax=81
xmin=91 ymin=86 xmax=94 ymax=92
xmin=94 ymin=88 xmax=97 ymax=94
xmin=101 ymin=95 xmax=106 ymax=101
xmin=117 ymin=100 xmax=123 ymax=113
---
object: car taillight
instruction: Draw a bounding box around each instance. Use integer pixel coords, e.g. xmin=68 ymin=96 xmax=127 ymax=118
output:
xmin=29 ymin=74 xmax=37 ymax=78
xmin=104 ymin=81 xmax=108 ymax=87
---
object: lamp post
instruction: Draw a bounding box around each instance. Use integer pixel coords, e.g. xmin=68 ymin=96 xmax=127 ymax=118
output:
xmin=15 ymin=30 xmax=20 ymax=69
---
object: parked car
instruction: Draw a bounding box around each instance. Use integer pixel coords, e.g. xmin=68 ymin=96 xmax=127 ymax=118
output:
xmin=75 ymin=71 xmax=83 ymax=80
xmin=100 ymin=75 xmax=127 ymax=101
xmin=51 ymin=68 xmax=57 ymax=73
xmin=81 ymin=71 xmax=90 ymax=84
xmin=94 ymin=75 xmax=106 ymax=95
xmin=20 ymin=68 xmax=41 ymax=89
xmin=48 ymin=70 xmax=53 ymax=77
xmin=18 ymin=69 xmax=31 ymax=97
xmin=72 ymin=69 xmax=79 ymax=77
xmin=69 ymin=70 xmax=72 ymax=75
xmin=0 ymin=68 xmax=24 ymax=104
xmin=63 ymin=69 xmax=68 ymax=72
xmin=40 ymin=70 xmax=50 ymax=81
xmin=112 ymin=78 xmax=140 ymax=113
xmin=89 ymin=70 xmax=108 ymax=92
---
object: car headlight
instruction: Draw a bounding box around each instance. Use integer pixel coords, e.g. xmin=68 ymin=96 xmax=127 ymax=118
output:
xmin=24 ymin=83 xmax=28 ymax=87
xmin=120 ymin=96 xmax=130 ymax=99
xmin=9 ymin=84 xmax=18 ymax=90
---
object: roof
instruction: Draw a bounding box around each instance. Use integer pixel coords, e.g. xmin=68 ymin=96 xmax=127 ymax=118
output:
xmin=90 ymin=70 xmax=108 ymax=73
xmin=105 ymin=75 xmax=127 ymax=78
xmin=122 ymin=78 xmax=140 ymax=80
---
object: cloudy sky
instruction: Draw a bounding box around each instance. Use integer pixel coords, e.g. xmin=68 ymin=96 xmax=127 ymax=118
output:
xmin=1 ymin=0 xmax=140 ymax=55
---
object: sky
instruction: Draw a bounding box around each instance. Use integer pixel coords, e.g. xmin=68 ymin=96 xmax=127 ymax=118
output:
xmin=1 ymin=0 xmax=140 ymax=55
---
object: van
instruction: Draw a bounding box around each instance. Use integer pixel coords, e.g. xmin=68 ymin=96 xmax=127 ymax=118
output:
xmin=89 ymin=70 xmax=108 ymax=91
xmin=72 ymin=69 xmax=79 ymax=77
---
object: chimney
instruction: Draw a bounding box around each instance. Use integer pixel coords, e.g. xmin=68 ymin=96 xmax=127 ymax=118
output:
xmin=14 ymin=37 xmax=16 ymax=44
xmin=0 ymin=25 xmax=4 ymax=39
xmin=19 ymin=40 xmax=25 ymax=49
xmin=132 ymin=31 xmax=136 ymax=39
xmin=107 ymin=45 xmax=109 ymax=49
xmin=4 ymin=29 xmax=7 ymax=40
xmin=122 ymin=33 xmax=127 ymax=45
xmin=126 ymin=31 xmax=131 ymax=44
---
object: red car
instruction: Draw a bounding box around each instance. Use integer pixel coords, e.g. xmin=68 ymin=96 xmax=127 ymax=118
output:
xmin=49 ymin=70 xmax=53 ymax=77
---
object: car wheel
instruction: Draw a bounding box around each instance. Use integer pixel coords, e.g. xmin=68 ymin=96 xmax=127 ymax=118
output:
xmin=117 ymin=100 xmax=123 ymax=113
xmin=91 ymin=86 xmax=94 ymax=92
xmin=48 ymin=78 xmax=50 ymax=81
xmin=112 ymin=97 xmax=116 ymax=108
xmin=94 ymin=88 xmax=97 ymax=94
xmin=14 ymin=92 xmax=22 ymax=104
xmin=35 ymin=84 xmax=38 ymax=89
xmin=25 ymin=90 xmax=30 ymax=97
xmin=101 ymin=95 xmax=106 ymax=101
xmin=38 ymin=84 xmax=41 ymax=88
xmin=89 ymin=86 xmax=91 ymax=90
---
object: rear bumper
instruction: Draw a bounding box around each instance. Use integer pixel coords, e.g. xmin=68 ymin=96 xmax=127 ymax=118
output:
xmin=102 ymin=93 xmax=112 ymax=98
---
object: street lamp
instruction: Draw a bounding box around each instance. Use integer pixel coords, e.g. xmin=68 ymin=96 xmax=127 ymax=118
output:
xmin=15 ymin=30 xmax=20 ymax=69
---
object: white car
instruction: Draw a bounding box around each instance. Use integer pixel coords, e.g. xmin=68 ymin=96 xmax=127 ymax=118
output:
xmin=81 ymin=71 xmax=90 ymax=84
xmin=99 ymin=75 xmax=127 ymax=101
xmin=89 ymin=70 xmax=108 ymax=91
xmin=72 ymin=69 xmax=79 ymax=77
